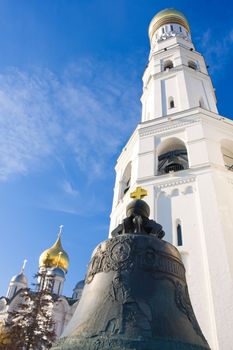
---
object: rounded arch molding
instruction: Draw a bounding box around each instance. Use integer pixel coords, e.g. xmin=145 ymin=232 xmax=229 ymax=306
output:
xmin=119 ymin=161 xmax=132 ymax=200
xmin=157 ymin=137 xmax=189 ymax=175
xmin=221 ymin=139 xmax=233 ymax=172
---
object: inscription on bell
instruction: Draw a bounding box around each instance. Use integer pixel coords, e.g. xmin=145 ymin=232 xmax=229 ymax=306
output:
xmin=111 ymin=242 xmax=131 ymax=262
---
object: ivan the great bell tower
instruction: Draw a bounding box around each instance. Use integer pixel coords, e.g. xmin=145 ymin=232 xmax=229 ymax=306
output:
xmin=109 ymin=9 xmax=233 ymax=350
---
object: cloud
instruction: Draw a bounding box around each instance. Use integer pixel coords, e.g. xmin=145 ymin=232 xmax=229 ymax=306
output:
xmin=62 ymin=180 xmax=79 ymax=197
xmin=0 ymin=58 xmax=141 ymax=181
xmin=197 ymin=28 xmax=233 ymax=73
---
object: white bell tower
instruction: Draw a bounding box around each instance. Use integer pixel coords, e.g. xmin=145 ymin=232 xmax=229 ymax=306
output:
xmin=142 ymin=9 xmax=218 ymax=122
xmin=109 ymin=9 xmax=233 ymax=350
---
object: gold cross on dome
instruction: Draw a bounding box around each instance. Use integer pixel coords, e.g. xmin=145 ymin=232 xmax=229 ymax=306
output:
xmin=130 ymin=186 xmax=148 ymax=200
xmin=58 ymin=225 xmax=64 ymax=238
xmin=21 ymin=259 xmax=27 ymax=273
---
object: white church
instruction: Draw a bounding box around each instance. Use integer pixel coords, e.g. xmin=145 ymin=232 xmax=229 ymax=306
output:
xmin=0 ymin=8 xmax=233 ymax=350
xmin=109 ymin=8 xmax=233 ymax=350
xmin=0 ymin=227 xmax=84 ymax=338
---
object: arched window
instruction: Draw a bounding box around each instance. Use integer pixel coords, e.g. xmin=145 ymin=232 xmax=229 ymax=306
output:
xmin=177 ymin=223 xmax=183 ymax=246
xmin=46 ymin=278 xmax=54 ymax=292
xmin=124 ymin=177 xmax=131 ymax=194
xmin=157 ymin=138 xmax=189 ymax=175
xmin=188 ymin=60 xmax=198 ymax=70
xmin=163 ymin=60 xmax=174 ymax=71
xmin=120 ymin=162 xmax=132 ymax=199
xmin=221 ymin=140 xmax=233 ymax=172
xmin=57 ymin=282 xmax=61 ymax=295
xmin=169 ymin=97 xmax=175 ymax=109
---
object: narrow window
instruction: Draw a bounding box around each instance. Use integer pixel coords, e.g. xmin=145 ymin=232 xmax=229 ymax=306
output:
xmin=168 ymin=96 xmax=175 ymax=109
xmin=170 ymin=100 xmax=175 ymax=108
xmin=171 ymin=25 xmax=174 ymax=31
xmin=47 ymin=278 xmax=54 ymax=292
xmin=162 ymin=27 xmax=165 ymax=34
xmin=168 ymin=96 xmax=175 ymax=108
xmin=177 ymin=224 xmax=183 ymax=246
xmin=179 ymin=26 xmax=182 ymax=32
xmin=57 ymin=282 xmax=61 ymax=295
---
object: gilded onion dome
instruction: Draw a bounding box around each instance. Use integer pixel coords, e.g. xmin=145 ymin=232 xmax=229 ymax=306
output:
xmin=149 ymin=8 xmax=190 ymax=41
xmin=39 ymin=229 xmax=69 ymax=273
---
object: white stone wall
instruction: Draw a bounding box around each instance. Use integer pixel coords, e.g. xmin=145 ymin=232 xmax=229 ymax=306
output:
xmin=109 ymin=13 xmax=233 ymax=348
xmin=52 ymin=297 xmax=79 ymax=338
xmin=109 ymin=109 xmax=233 ymax=349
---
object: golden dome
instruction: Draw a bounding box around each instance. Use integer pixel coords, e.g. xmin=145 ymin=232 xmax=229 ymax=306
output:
xmin=149 ymin=8 xmax=190 ymax=41
xmin=39 ymin=234 xmax=69 ymax=273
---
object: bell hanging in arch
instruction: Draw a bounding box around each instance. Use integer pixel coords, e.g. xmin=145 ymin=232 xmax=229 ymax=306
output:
xmin=52 ymin=193 xmax=210 ymax=350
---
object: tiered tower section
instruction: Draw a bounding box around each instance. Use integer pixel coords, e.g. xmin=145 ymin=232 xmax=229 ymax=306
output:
xmin=109 ymin=9 xmax=233 ymax=350
xmin=142 ymin=9 xmax=218 ymax=123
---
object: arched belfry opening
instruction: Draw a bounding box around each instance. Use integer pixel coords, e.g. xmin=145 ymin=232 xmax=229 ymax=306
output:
xmin=120 ymin=162 xmax=132 ymax=199
xmin=188 ymin=60 xmax=198 ymax=70
xmin=157 ymin=138 xmax=189 ymax=175
xmin=221 ymin=139 xmax=233 ymax=172
xmin=163 ymin=60 xmax=174 ymax=71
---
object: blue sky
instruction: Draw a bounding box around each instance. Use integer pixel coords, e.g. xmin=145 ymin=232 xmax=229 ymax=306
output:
xmin=0 ymin=0 xmax=233 ymax=297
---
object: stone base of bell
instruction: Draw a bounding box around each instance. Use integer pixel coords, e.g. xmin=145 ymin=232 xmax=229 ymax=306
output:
xmin=53 ymin=336 xmax=210 ymax=350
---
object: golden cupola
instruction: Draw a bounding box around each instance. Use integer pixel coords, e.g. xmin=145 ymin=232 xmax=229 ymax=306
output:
xmin=39 ymin=226 xmax=69 ymax=273
xmin=148 ymin=8 xmax=190 ymax=41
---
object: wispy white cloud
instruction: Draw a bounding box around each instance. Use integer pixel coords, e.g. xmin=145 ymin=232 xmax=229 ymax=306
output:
xmin=197 ymin=28 xmax=233 ymax=73
xmin=0 ymin=58 xmax=141 ymax=181
xmin=0 ymin=68 xmax=61 ymax=180
xmin=62 ymin=180 xmax=79 ymax=197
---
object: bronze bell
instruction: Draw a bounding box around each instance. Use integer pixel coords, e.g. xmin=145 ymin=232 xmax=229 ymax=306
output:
xmin=52 ymin=198 xmax=210 ymax=350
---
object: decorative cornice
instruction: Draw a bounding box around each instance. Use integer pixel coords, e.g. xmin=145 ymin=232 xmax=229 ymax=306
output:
xmin=155 ymin=176 xmax=196 ymax=189
xmin=148 ymin=64 xmax=209 ymax=82
xmin=139 ymin=118 xmax=201 ymax=137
